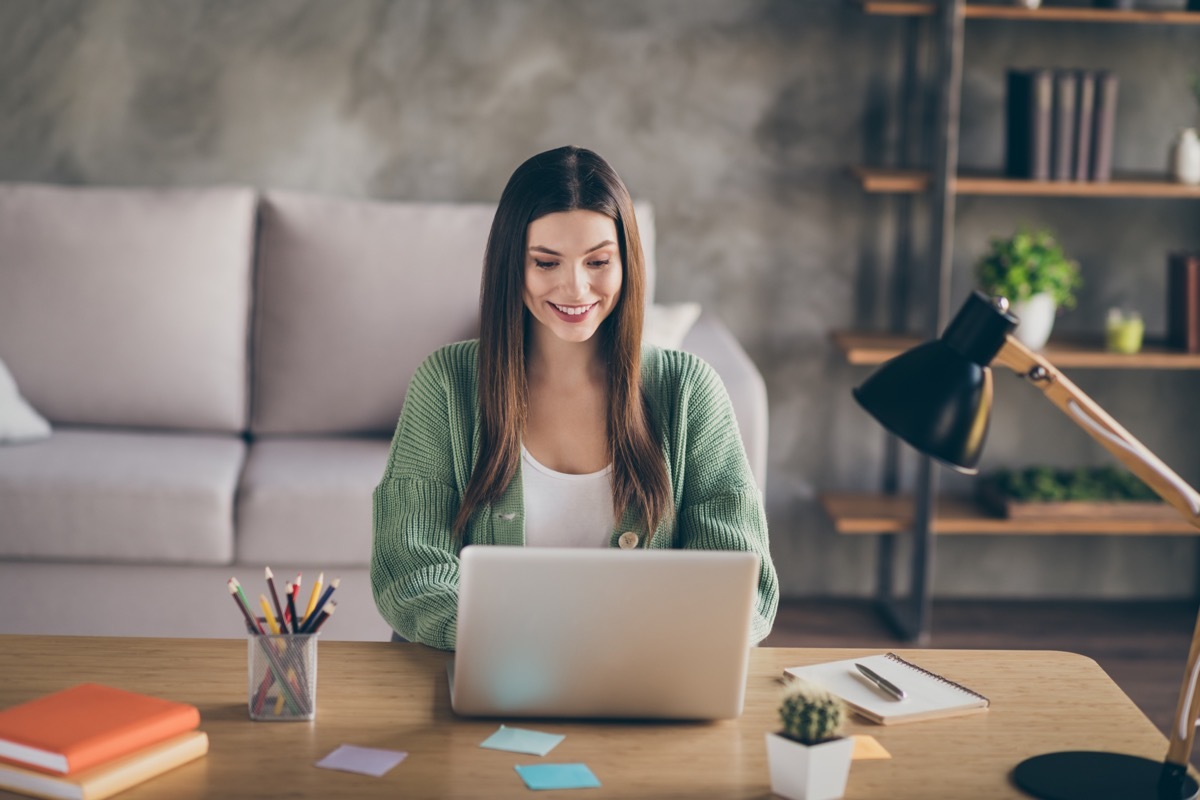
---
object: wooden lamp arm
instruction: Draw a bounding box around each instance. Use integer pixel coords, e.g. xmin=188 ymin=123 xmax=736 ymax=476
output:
xmin=993 ymin=332 xmax=1200 ymax=771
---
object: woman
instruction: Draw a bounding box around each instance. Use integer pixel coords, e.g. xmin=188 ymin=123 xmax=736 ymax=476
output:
xmin=371 ymin=146 xmax=777 ymax=650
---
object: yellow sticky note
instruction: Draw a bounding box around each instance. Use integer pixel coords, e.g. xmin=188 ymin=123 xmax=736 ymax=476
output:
xmin=851 ymin=735 xmax=892 ymax=760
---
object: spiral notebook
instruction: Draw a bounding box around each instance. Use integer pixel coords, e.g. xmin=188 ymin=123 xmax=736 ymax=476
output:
xmin=784 ymin=653 xmax=990 ymax=725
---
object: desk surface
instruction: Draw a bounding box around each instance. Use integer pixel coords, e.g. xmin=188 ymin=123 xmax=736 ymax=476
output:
xmin=0 ymin=636 xmax=1175 ymax=799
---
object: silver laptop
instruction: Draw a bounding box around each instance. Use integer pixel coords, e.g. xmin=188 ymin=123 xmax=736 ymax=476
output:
xmin=448 ymin=545 xmax=759 ymax=720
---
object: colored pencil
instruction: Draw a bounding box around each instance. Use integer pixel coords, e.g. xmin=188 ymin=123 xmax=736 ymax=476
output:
xmin=264 ymin=566 xmax=287 ymax=634
xmin=228 ymin=579 xmax=263 ymax=634
xmin=309 ymin=601 xmax=337 ymax=633
xmin=303 ymin=572 xmax=324 ymax=624
xmin=299 ymin=578 xmax=339 ymax=633
xmin=285 ymin=583 xmax=299 ymax=634
xmin=259 ymin=594 xmax=281 ymax=635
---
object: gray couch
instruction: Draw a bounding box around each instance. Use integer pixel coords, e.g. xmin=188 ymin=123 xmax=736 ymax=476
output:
xmin=0 ymin=183 xmax=767 ymax=641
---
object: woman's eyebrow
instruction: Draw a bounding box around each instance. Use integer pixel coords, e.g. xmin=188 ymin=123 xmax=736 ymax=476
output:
xmin=527 ymin=240 xmax=616 ymax=256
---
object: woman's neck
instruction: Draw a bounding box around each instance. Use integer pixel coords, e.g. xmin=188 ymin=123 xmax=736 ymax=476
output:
xmin=525 ymin=331 xmax=606 ymax=388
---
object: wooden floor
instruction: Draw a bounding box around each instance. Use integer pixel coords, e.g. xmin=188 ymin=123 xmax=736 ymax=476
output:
xmin=763 ymin=598 xmax=1199 ymax=766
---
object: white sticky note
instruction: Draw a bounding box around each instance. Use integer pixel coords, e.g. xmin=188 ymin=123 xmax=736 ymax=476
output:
xmin=480 ymin=724 xmax=565 ymax=756
xmin=315 ymin=744 xmax=408 ymax=777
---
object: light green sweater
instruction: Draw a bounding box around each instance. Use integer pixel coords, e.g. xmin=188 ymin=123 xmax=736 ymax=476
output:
xmin=371 ymin=340 xmax=779 ymax=651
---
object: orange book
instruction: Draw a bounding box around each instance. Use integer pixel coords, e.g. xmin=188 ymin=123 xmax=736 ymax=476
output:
xmin=0 ymin=731 xmax=207 ymax=800
xmin=0 ymin=684 xmax=200 ymax=776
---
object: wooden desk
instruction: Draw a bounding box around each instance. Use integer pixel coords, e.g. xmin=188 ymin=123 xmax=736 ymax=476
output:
xmin=0 ymin=636 xmax=1177 ymax=798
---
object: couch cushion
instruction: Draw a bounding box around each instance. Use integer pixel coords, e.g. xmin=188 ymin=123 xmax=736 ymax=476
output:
xmin=251 ymin=191 xmax=658 ymax=436
xmin=235 ymin=437 xmax=391 ymax=566
xmin=251 ymin=193 xmax=494 ymax=436
xmin=0 ymin=428 xmax=244 ymax=563
xmin=0 ymin=183 xmax=256 ymax=432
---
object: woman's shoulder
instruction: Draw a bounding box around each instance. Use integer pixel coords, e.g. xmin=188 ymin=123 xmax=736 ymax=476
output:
xmin=411 ymin=340 xmax=479 ymax=388
xmin=640 ymin=343 xmax=723 ymax=401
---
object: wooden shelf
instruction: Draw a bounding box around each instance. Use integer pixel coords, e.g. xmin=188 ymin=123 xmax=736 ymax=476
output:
xmin=820 ymin=491 xmax=1200 ymax=535
xmin=861 ymin=2 xmax=1200 ymax=24
xmin=851 ymin=167 xmax=1200 ymax=197
xmin=832 ymin=330 xmax=1200 ymax=369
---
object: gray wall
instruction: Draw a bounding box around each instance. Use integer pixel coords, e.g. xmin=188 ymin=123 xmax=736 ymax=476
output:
xmin=3 ymin=0 xmax=1197 ymax=598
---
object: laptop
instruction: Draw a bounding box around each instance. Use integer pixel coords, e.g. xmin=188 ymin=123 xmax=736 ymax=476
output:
xmin=448 ymin=545 xmax=760 ymax=720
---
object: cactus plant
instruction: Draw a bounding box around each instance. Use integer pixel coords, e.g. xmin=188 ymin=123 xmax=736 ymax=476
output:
xmin=779 ymin=679 xmax=846 ymax=745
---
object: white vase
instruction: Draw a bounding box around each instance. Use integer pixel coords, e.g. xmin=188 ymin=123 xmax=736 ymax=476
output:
xmin=765 ymin=732 xmax=855 ymax=800
xmin=1014 ymin=0 xmax=1041 ymax=7
xmin=1010 ymin=292 xmax=1057 ymax=350
xmin=1170 ymin=128 xmax=1200 ymax=186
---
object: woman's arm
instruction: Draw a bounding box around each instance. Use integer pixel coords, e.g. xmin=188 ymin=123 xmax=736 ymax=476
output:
xmin=666 ymin=352 xmax=779 ymax=644
xmin=371 ymin=347 xmax=474 ymax=651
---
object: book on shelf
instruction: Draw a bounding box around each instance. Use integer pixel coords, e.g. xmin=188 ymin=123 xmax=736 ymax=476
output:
xmin=1167 ymin=252 xmax=1200 ymax=353
xmin=1073 ymin=70 xmax=1096 ymax=182
xmin=1005 ymin=68 xmax=1053 ymax=180
xmin=1090 ymin=71 xmax=1119 ymax=182
xmin=0 ymin=731 xmax=207 ymax=800
xmin=0 ymin=684 xmax=200 ymax=776
xmin=1052 ymin=69 xmax=1077 ymax=181
xmin=784 ymin=652 xmax=990 ymax=725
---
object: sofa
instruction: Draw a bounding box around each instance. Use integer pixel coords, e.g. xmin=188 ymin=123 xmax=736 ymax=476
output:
xmin=0 ymin=182 xmax=768 ymax=641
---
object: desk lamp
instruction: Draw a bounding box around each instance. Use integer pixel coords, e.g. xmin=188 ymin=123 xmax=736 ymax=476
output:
xmin=853 ymin=290 xmax=1200 ymax=800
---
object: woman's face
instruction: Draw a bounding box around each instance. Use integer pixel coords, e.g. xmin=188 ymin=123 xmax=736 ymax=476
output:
xmin=523 ymin=209 xmax=623 ymax=346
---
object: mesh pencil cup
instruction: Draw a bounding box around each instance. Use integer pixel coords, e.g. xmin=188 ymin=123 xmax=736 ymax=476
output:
xmin=247 ymin=633 xmax=317 ymax=721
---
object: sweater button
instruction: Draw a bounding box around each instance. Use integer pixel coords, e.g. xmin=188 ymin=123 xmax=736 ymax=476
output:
xmin=618 ymin=531 xmax=639 ymax=549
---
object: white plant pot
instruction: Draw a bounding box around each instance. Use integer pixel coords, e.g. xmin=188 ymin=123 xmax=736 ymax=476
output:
xmin=765 ymin=732 xmax=855 ymax=800
xmin=1014 ymin=0 xmax=1041 ymax=8
xmin=1170 ymin=128 xmax=1200 ymax=186
xmin=1010 ymin=292 xmax=1058 ymax=351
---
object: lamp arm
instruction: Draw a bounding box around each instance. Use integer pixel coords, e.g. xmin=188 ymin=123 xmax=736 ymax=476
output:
xmin=994 ymin=333 xmax=1200 ymax=771
xmin=993 ymin=336 xmax=1200 ymax=526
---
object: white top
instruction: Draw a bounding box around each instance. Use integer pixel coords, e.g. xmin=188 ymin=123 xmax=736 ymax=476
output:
xmin=521 ymin=446 xmax=614 ymax=548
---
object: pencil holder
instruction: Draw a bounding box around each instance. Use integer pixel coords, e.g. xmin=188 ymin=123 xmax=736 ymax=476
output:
xmin=247 ymin=633 xmax=318 ymax=721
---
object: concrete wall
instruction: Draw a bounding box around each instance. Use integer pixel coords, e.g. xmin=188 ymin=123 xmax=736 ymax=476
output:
xmin=3 ymin=0 xmax=1197 ymax=598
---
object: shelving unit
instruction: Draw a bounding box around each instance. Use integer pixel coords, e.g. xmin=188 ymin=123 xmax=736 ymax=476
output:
xmin=834 ymin=1 xmax=1200 ymax=643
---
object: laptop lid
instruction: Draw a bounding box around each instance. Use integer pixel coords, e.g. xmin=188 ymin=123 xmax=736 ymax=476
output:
xmin=450 ymin=545 xmax=759 ymax=720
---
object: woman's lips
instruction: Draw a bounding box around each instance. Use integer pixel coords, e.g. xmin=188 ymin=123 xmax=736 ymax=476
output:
xmin=550 ymin=302 xmax=596 ymax=323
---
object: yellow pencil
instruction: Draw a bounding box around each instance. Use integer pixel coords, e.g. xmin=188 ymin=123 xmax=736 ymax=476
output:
xmin=259 ymin=594 xmax=281 ymax=635
xmin=303 ymin=572 xmax=324 ymax=623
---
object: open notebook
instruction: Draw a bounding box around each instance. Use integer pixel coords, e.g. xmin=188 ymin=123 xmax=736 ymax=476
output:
xmin=784 ymin=653 xmax=990 ymax=725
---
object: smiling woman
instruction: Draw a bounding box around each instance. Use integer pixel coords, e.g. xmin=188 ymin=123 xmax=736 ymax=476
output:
xmin=370 ymin=146 xmax=778 ymax=651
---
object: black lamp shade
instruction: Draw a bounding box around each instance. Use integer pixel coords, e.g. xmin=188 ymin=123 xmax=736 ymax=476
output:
xmin=852 ymin=291 xmax=1017 ymax=474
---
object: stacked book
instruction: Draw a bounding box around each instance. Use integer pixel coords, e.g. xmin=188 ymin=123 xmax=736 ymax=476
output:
xmin=0 ymin=684 xmax=207 ymax=800
xmin=1006 ymin=68 xmax=1119 ymax=182
xmin=1168 ymin=252 xmax=1200 ymax=353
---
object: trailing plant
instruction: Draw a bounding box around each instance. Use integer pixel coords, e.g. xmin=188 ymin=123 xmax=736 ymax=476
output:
xmin=975 ymin=227 xmax=1082 ymax=309
xmin=779 ymin=679 xmax=846 ymax=745
xmin=980 ymin=466 xmax=1158 ymax=503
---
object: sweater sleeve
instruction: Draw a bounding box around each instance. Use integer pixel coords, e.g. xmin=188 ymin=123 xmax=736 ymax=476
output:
xmin=371 ymin=351 xmax=467 ymax=651
xmin=671 ymin=355 xmax=779 ymax=645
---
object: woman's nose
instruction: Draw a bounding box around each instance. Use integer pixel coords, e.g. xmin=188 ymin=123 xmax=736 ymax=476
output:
xmin=562 ymin=262 xmax=587 ymax=296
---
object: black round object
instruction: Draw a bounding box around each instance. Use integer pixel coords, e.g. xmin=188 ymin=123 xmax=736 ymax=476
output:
xmin=1012 ymin=751 xmax=1199 ymax=800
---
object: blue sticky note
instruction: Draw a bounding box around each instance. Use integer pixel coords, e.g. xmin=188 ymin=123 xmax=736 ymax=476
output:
xmin=514 ymin=763 xmax=601 ymax=790
xmin=481 ymin=724 xmax=565 ymax=756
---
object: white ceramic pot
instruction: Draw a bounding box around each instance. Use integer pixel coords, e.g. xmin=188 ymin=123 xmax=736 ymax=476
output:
xmin=1171 ymin=128 xmax=1200 ymax=186
xmin=1015 ymin=0 xmax=1042 ymax=8
xmin=1010 ymin=292 xmax=1058 ymax=351
xmin=765 ymin=732 xmax=855 ymax=800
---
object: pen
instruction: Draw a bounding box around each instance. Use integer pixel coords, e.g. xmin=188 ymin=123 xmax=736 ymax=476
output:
xmin=855 ymin=662 xmax=906 ymax=700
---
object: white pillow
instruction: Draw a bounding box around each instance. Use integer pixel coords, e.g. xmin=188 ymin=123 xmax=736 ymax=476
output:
xmin=642 ymin=303 xmax=702 ymax=350
xmin=0 ymin=358 xmax=51 ymax=443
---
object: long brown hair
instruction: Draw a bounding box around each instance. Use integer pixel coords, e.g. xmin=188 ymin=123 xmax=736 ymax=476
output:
xmin=453 ymin=146 xmax=672 ymax=543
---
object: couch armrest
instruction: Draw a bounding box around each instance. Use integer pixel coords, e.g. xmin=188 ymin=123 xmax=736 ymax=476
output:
xmin=679 ymin=313 xmax=768 ymax=491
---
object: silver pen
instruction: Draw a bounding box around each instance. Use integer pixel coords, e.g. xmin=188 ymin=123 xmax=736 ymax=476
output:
xmin=855 ymin=662 xmax=907 ymax=700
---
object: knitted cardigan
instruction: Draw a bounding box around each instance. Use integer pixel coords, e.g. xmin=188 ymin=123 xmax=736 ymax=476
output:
xmin=371 ymin=340 xmax=779 ymax=651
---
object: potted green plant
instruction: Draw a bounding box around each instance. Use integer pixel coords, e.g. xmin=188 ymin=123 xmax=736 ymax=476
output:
xmin=764 ymin=679 xmax=853 ymax=800
xmin=975 ymin=227 xmax=1081 ymax=350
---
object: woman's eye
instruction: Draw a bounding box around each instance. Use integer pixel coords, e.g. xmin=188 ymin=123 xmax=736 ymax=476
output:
xmin=534 ymin=260 xmax=557 ymax=269
xmin=588 ymin=259 xmax=611 ymax=269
